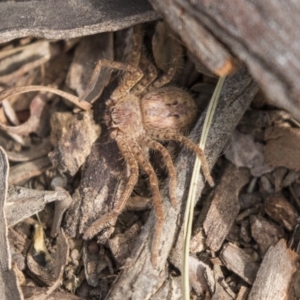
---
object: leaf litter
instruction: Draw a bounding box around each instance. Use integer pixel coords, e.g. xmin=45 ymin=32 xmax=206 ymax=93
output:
xmin=0 ymin=24 xmax=298 ymax=300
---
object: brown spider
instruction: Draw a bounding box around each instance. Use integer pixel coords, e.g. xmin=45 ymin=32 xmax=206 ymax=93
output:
xmin=81 ymin=25 xmax=214 ymax=266
xmin=0 ymin=25 xmax=214 ymax=267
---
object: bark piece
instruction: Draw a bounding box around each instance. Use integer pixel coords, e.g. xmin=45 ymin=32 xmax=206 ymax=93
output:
xmin=220 ymin=243 xmax=259 ymax=285
xmin=150 ymin=0 xmax=300 ymax=120
xmin=106 ymin=69 xmax=258 ymax=298
xmin=203 ymin=164 xmax=250 ymax=252
xmin=250 ymin=215 xmax=285 ymax=255
xmin=108 ymin=222 xmax=142 ymax=265
xmin=264 ymin=193 xmax=299 ymax=231
xmin=248 ymin=239 xmax=298 ymax=300
xmin=0 ymin=0 xmax=159 ymax=43
xmin=0 ymin=147 xmax=23 ymax=300
xmin=264 ymin=126 xmax=300 ymax=170
xmin=49 ymin=111 xmax=101 ymax=176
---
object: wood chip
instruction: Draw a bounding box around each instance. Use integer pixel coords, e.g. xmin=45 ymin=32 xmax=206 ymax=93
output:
xmin=250 ymin=215 xmax=285 ymax=255
xmin=248 ymin=239 xmax=298 ymax=300
xmin=204 ymin=163 xmax=250 ymax=251
xmin=220 ymin=243 xmax=259 ymax=285
xmin=264 ymin=193 xmax=298 ymax=231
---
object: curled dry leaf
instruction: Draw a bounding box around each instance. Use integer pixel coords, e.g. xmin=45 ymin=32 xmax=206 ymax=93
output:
xmin=49 ymin=110 xmax=101 ymax=176
xmin=264 ymin=126 xmax=300 ymax=171
xmin=0 ymin=85 xmax=91 ymax=111
xmin=0 ymin=94 xmax=50 ymax=136
xmin=225 ymin=130 xmax=273 ymax=176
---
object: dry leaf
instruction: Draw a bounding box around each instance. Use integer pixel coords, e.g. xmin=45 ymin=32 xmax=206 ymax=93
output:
xmin=264 ymin=126 xmax=300 ymax=170
xmin=225 ymin=130 xmax=273 ymax=176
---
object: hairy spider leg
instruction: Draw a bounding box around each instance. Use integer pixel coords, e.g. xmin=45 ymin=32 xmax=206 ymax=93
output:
xmin=130 ymin=141 xmax=164 ymax=267
xmin=83 ymin=136 xmax=139 ymax=240
xmin=130 ymin=53 xmax=157 ymax=95
xmin=142 ymin=36 xmax=182 ymax=95
xmin=79 ymin=59 xmax=144 ymax=103
xmin=139 ymin=136 xmax=177 ymax=207
xmin=80 ymin=25 xmax=143 ymax=102
xmin=148 ymin=130 xmax=214 ymax=187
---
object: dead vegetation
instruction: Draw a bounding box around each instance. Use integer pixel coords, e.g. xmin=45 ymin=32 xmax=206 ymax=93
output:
xmin=0 ymin=20 xmax=299 ymax=300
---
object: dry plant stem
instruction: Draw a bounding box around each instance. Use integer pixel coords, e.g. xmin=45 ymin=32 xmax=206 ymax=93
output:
xmin=106 ymin=68 xmax=258 ymax=299
xmin=0 ymin=85 xmax=91 ymax=110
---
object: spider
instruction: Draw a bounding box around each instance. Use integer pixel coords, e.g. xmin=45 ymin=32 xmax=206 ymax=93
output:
xmin=80 ymin=25 xmax=214 ymax=266
xmin=0 ymin=24 xmax=214 ymax=267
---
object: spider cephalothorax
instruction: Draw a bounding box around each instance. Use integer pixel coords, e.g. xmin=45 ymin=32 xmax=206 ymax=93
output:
xmin=83 ymin=25 xmax=214 ymax=266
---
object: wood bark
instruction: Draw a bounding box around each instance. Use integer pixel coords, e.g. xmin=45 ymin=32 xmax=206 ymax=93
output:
xmin=150 ymin=0 xmax=300 ymax=120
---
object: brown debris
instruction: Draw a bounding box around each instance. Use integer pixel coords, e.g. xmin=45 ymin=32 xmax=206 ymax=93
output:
xmin=203 ymin=163 xmax=250 ymax=251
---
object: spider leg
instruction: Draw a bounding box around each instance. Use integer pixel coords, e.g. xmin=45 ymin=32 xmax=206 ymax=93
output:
xmin=139 ymin=136 xmax=177 ymax=207
xmin=148 ymin=131 xmax=214 ymax=187
xmin=130 ymin=141 xmax=163 ymax=267
xmin=131 ymin=53 xmax=157 ymax=96
xmin=83 ymin=137 xmax=139 ymax=239
xmin=80 ymin=25 xmax=143 ymax=102
xmin=79 ymin=59 xmax=144 ymax=102
xmin=144 ymin=38 xmax=182 ymax=94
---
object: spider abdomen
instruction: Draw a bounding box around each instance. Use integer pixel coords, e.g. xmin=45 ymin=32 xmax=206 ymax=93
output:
xmin=141 ymin=87 xmax=197 ymax=132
